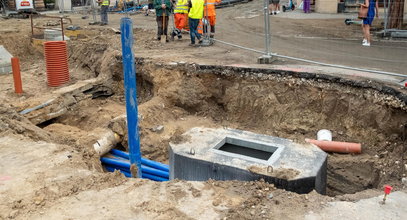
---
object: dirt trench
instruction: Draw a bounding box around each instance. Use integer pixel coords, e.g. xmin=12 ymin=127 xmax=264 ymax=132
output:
xmin=2 ymin=25 xmax=407 ymax=202
xmin=133 ymin=63 xmax=407 ymax=196
xmin=49 ymin=36 xmax=407 ymax=197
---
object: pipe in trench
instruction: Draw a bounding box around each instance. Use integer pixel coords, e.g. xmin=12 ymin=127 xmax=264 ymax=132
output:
xmin=101 ymin=157 xmax=169 ymax=178
xmin=105 ymin=165 xmax=132 ymax=177
xmin=101 ymin=157 xmax=129 ymax=169
xmin=141 ymin=173 xmax=168 ymax=182
xmin=93 ymin=130 xmax=121 ymax=156
xmin=104 ymin=164 xmax=168 ymax=181
xmin=110 ymin=149 xmax=169 ymax=172
xmin=141 ymin=165 xmax=169 ymax=179
xmin=19 ymin=99 xmax=55 ymax=115
xmin=305 ymin=138 xmax=362 ymax=154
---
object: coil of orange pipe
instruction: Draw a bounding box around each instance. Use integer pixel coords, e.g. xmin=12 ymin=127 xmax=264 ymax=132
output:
xmin=44 ymin=41 xmax=70 ymax=87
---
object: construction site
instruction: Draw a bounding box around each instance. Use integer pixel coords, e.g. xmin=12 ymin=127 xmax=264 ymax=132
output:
xmin=1 ymin=0 xmax=407 ymax=219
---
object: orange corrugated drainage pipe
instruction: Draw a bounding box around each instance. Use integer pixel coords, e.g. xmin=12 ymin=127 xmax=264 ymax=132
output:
xmin=305 ymin=138 xmax=362 ymax=154
xmin=11 ymin=57 xmax=23 ymax=94
xmin=43 ymin=41 xmax=70 ymax=87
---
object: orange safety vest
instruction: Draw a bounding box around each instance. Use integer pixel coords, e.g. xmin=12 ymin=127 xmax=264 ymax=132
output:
xmin=197 ymin=19 xmax=203 ymax=34
xmin=204 ymin=0 xmax=221 ymax=17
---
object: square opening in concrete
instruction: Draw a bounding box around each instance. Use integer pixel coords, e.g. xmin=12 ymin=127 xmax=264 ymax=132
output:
xmin=170 ymin=127 xmax=328 ymax=194
xmin=215 ymin=137 xmax=277 ymax=161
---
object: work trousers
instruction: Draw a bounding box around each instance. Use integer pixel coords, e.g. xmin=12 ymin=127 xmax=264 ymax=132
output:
xmin=189 ymin=18 xmax=201 ymax=44
xmin=303 ymin=0 xmax=311 ymax=13
xmin=203 ymin=24 xmax=215 ymax=35
xmin=101 ymin=5 xmax=108 ymax=24
xmin=156 ymin=15 xmax=170 ymax=37
xmin=174 ymin=13 xmax=188 ymax=31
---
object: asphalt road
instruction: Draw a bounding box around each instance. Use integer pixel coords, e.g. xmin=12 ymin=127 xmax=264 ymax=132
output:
xmin=213 ymin=2 xmax=407 ymax=75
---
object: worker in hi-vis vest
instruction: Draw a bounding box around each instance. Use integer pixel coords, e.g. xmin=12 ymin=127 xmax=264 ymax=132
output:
xmin=98 ymin=0 xmax=110 ymax=25
xmin=203 ymin=0 xmax=221 ymax=38
xmin=171 ymin=0 xmax=189 ymax=40
xmin=188 ymin=0 xmax=204 ymax=46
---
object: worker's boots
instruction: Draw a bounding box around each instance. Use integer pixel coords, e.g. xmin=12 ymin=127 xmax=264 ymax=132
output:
xmin=171 ymin=29 xmax=182 ymax=40
xmin=171 ymin=30 xmax=176 ymax=41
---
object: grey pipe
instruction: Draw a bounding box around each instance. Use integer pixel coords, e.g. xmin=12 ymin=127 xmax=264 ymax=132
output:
xmin=384 ymin=0 xmax=387 ymax=35
xmin=263 ymin=0 xmax=271 ymax=56
xmin=19 ymin=99 xmax=55 ymax=115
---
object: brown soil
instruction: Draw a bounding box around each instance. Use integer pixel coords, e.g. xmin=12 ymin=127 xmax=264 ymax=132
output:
xmin=0 ymin=6 xmax=407 ymax=219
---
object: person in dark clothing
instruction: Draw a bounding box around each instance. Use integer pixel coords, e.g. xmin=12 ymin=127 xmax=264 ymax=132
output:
xmin=98 ymin=0 xmax=110 ymax=25
xmin=154 ymin=0 xmax=172 ymax=42
xmin=145 ymin=0 xmax=154 ymax=16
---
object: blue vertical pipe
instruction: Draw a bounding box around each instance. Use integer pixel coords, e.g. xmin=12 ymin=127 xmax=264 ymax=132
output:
xmin=120 ymin=17 xmax=141 ymax=178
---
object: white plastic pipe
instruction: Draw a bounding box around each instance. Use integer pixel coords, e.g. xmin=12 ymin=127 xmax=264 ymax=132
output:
xmin=93 ymin=130 xmax=121 ymax=156
xmin=317 ymin=129 xmax=332 ymax=141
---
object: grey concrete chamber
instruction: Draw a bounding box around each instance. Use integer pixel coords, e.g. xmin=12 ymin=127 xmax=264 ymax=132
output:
xmin=0 ymin=45 xmax=12 ymax=75
xmin=169 ymin=127 xmax=327 ymax=194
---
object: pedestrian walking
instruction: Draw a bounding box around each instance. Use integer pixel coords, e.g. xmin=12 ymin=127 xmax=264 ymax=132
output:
xmin=154 ymin=0 xmax=172 ymax=42
xmin=145 ymin=0 xmax=154 ymax=16
xmin=361 ymin=0 xmax=378 ymax=46
xmin=303 ymin=0 xmax=310 ymax=13
xmin=188 ymin=0 xmax=204 ymax=46
xmin=269 ymin=0 xmax=280 ymax=15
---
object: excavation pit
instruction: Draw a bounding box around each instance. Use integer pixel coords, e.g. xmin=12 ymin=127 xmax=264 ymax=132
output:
xmin=170 ymin=127 xmax=328 ymax=194
xmin=1 ymin=13 xmax=407 ymax=219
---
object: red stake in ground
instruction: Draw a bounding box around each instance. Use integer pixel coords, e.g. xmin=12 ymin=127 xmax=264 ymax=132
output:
xmin=382 ymin=185 xmax=393 ymax=204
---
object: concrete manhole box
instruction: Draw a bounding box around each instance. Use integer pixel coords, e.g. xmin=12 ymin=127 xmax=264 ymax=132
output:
xmin=169 ymin=127 xmax=327 ymax=194
xmin=0 ymin=45 xmax=12 ymax=74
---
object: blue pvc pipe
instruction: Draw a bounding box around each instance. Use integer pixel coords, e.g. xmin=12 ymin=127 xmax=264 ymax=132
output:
xmin=141 ymin=165 xmax=169 ymax=179
xmin=105 ymin=164 xmax=168 ymax=181
xmin=110 ymin=149 xmax=170 ymax=172
xmin=121 ymin=17 xmax=141 ymax=178
xmin=105 ymin=166 xmax=132 ymax=177
xmin=142 ymin=158 xmax=170 ymax=172
xmin=101 ymin=157 xmax=130 ymax=169
xmin=110 ymin=149 xmax=130 ymax=159
xmin=105 ymin=164 xmax=130 ymax=173
xmin=101 ymin=157 xmax=169 ymax=178
xmin=142 ymin=173 xmax=169 ymax=182
xmin=104 ymin=163 xmax=169 ymax=181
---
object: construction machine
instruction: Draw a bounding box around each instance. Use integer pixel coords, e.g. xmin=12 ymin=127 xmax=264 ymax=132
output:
xmin=1 ymin=0 xmax=36 ymax=18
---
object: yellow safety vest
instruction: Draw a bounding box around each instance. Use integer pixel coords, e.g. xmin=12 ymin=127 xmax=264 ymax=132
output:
xmin=188 ymin=0 xmax=204 ymax=19
xmin=102 ymin=0 xmax=109 ymax=6
xmin=174 ymin=0 xmax=189 ymax=14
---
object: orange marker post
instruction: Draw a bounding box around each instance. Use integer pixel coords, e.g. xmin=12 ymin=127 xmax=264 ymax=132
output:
xmin=11 ymin=57 xmax=23 ymax=94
